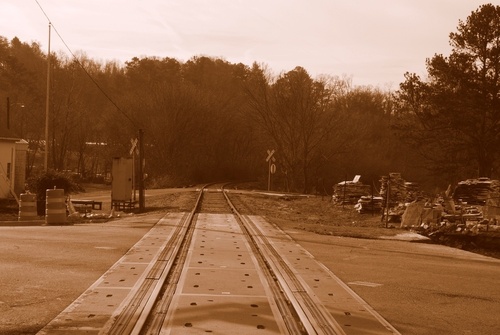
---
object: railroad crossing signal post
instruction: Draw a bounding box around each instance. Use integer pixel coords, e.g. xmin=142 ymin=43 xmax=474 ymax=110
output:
xmin=266 ymin=149 xmax=276 ymax=191
xmin=138 ymin=129 xmax=145 ymax=212
xmin=385 ymin=175 xmax=391 ymax=228
xmin=129 ymin=138 xmax=138 ymax=202
xmin=128 ymin=131 xmax=144 ymax=212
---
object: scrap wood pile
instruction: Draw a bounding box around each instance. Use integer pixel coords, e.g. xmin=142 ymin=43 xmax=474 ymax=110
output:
xmin=403 ymin=200 xmax=500 ymax=236
xmin=405 ymin=182 xmax=420 ymax=202
xmin=401 ymin=201 xmax=444 ymax=228
xmin=452 ymin=178 xmax=500 ymax=206
xmin=354 ymin=196 xmax=384 ymax=214
xmin=332 ymin=180 xmax=371 ymax=205
xmin=415 ymin=215 xmax=500 ymax=237
xmin=332 ymin=173 xmax=420 ymax=216
xmin=442 ymin=177 xmax=500 ymax=228
xmin=404 ymin=178 xmax=500 ymax=236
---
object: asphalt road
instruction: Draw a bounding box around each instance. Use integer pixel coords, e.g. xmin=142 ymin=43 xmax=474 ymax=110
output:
xmin=287 ymin=230 xmax=500 ymax=335
xmin=0 ymin=214 xmax=163 ymax=335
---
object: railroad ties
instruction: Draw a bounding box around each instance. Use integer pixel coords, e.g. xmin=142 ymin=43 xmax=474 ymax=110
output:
xmin=37 ymin=185 xmax=400 ymax=335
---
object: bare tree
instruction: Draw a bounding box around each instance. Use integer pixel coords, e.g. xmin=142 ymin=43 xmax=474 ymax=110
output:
xmin=245 ymin=65 xmax=347 ymax=192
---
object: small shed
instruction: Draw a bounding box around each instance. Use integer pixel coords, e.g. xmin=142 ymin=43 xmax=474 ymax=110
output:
xmin=0 ymin=124 xmax=28 ymax=200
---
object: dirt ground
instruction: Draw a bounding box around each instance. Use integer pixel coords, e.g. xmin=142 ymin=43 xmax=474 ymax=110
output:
xmin=231 ymin=191 xmax=500 ymax=259
xmin=231 ymin=192 xmax=399 ymax=237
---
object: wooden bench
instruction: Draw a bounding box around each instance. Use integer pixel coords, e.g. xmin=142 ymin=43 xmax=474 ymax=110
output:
xmin=71 ymin=199 xmax=103 ymax=210
xmin=112 ymin=200 xmax=137 ymax=210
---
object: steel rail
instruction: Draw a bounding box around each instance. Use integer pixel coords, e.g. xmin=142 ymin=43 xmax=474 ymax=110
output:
xmin=240 ymin=213 xmax=345 ymax=335
xmin=108 ymin=183 xmax=341 ymax=335
xmin=221 ymin=186 xmax=308 ymax=334
xmin=141 ymin=184 xmax=305 ymax=335
xmin=105 ymin=186 xmax=206 ymax=335
xmin=104 ymin=213 xmax=190 ymax=335
xmin=137 ymin=184 xmax=234 ymax=334
xmin=222 ymin=187 xmax=345 ymax=335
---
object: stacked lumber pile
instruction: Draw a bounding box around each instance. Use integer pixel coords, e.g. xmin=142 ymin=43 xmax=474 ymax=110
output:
xmin=404 ymin=182 xmax=420 ymax=202
xmin=332 ymin=181 xmax=371 ymax=204
xmin=380 ymin=173 xmax=421 ymax=205
xmin=354 ymin=196 xmax=384 ymax=213
xmin=379 ymin=173 xmax=405 ymax=205
xmin=453 ymin=178 xmax=500 ymax=206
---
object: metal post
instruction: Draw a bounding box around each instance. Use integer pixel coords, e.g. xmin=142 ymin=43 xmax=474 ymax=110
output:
xmin=385 ymin=175 xmax=391 ymax=228
xmin=268 ymin=159 xmax=271 ymax=191
xmin=342 ymin=174 xmax=347 ymax=209
xmin=266 ymin=149 xmax=275 ymax=191
xmin=371 ymin=181 xmax=374 ymax=216
xmin=132 ymin=149 xmax=136 ymax=202
xmin=138 ymin=129 xmax=145 ymax=212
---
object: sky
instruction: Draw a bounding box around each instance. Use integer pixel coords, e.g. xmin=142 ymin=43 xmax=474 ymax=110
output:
xmin=1 ymin=0 xmax=498 ymax=88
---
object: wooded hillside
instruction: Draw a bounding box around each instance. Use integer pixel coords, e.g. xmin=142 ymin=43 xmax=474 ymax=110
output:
xmin=2 ymin=4 xmax=499 ymax=194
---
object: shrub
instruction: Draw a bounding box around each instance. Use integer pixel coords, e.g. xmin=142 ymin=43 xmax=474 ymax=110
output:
xmin=26 ymin=170 xmax=84 ymax=216
xmin=26 ymin=170 xmax=84 ymax=201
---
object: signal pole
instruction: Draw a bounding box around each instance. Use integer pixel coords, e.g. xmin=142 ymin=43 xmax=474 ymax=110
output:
xmin=266 ymin=149 xmax=275 ymax=191
xmin=138 ymin=128 xmax=145 ymax=212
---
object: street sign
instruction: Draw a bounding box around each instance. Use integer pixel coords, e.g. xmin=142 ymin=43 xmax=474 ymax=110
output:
xmin=130 ymin=138 xmax=138 ymax=155
xmin=266 ymin=149 xmax=275 ymax=162
xmin=270 ymin=163 xmax=276 ymax=174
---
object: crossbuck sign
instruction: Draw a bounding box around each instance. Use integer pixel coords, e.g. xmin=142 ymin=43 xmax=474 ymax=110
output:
xmin=130 ymin=138 xmax=138 ymax=156
xmin=266 ymin=149 xmax=275 ymax=162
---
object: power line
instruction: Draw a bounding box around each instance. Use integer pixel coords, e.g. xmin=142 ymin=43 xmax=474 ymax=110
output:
xmin=34 ymin=0 xmax=137 ymax=127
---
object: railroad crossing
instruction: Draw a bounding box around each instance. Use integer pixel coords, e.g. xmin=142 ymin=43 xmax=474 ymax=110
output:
xmin=36 ymin=186 xmax=399 ymax=335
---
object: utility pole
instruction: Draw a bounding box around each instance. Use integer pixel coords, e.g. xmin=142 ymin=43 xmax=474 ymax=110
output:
xmin=138 ymin=128 xmax=145 ymax=212
xmin=44 ymin=22 xmax=51 ymax=172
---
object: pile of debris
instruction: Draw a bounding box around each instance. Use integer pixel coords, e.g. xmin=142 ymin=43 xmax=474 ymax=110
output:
xmin=400 ymin=177 xmax=500 ymax=231
xmin=453 ymin=178 xmax=500 ymax=206
xmin=405 ymin=182 xmax=420 ymax=202
xmin=354 ymin=195 xmax=384 ymax=214
xmin=379 ymin=172 xmax=422 ymax=208
xmin=414 ymin=218 xmax=500 ymax=256
xmin=332 ymin=173 xmax=420 ymax=216
xmin=401 ymin=200 xmax=443 ymax=228
xmin=380 ymin=173 xmax=406 ymax=205
xmin=415 ymin=217 xmax=500 ymax=239
xmin=332 ymin=176 xmax=372 ymax=205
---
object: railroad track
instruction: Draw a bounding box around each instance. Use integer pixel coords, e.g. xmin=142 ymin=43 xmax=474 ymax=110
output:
xmin=38 ymin=184 xmax=400 ymax=335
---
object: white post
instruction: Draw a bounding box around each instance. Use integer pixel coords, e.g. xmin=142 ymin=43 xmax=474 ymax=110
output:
xmin=268 ymin=158 xmax=271 ymax=191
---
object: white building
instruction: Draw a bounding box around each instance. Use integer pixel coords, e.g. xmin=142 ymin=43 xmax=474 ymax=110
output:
xmin=0 ymin=123 xmax=28 ymax=200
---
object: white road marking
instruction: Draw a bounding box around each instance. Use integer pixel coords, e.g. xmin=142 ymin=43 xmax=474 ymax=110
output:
xmin=348 ymin=281 xmax=383 ymax=287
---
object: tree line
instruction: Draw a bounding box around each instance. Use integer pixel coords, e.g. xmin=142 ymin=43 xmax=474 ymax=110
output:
xmin=1 ymin=3 xmax=498 ymax=193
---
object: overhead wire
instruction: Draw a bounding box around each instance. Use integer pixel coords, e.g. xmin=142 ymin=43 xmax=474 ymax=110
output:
xmin=34 ymin=0 xmax=137 ymax=127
